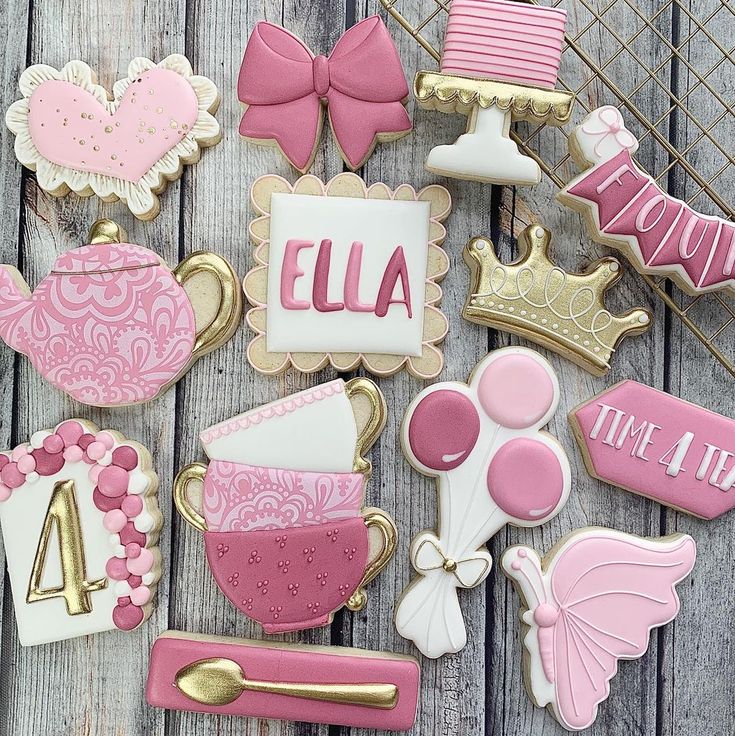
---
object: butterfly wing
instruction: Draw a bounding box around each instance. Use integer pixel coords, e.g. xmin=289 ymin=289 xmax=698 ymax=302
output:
xmin=548 ymin=530 xmax=696 ymax=730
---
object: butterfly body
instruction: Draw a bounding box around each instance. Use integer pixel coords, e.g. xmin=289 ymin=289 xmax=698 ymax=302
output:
xmin=502 ymin=528 xmax=696 ymax=731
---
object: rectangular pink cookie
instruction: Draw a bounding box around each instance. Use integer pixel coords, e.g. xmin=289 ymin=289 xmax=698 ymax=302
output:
xmin=571 ymin=380 xmax=735 ymax=519
xmin=146 ymin=631 xmax=420 ymax=730
xmin=440 ymin=0 xmax=567 ymax=89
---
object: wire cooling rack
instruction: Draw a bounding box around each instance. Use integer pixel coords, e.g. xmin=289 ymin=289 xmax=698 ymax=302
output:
xmin=380 ymin=0 xmax=735 ymax=377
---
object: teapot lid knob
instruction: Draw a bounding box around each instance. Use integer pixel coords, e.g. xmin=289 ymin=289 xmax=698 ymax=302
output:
xmin=88 ymin=219 xmax=126 ymax=245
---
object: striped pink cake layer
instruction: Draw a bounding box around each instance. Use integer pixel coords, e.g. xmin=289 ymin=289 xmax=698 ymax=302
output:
xmin=441 ymin=0 xmax=567 ymax=89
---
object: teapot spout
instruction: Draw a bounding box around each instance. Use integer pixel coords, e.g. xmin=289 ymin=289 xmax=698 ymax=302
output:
xmin=0 ymin=265 xmax=33 ymax=351
xmin=88 ymin=219 xmax=126 ymax=244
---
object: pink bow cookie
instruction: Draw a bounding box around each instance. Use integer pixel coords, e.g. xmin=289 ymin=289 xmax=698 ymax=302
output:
xmin=238 ymin=16 xmax=412 ymax=172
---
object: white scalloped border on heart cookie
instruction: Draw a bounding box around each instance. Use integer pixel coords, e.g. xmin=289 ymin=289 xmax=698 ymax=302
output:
xmin=5 ymin=54 xmax=221 ymax=221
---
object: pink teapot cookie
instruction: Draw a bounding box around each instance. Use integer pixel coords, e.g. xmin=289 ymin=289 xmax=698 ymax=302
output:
xmin=0 ymin=220 xmax=241 ymax=407
xmin=174 ymin=378 xmax=397 ymax=633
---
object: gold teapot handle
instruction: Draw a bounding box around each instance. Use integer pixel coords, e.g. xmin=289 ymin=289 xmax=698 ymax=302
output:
xmin=173 ymin=462 xmax=209 ymax=533
xmin=174 ymin=252 xmax=243 ymax=360
xmin=345 ymin=378 xmax=387 ymax=476
xmin=346 ymin=509 xmax=397 ymax=612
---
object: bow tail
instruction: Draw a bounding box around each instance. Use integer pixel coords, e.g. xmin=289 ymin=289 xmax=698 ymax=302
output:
xmin=327 ymin=92 xmax=411 ymax=170
xmin=240 ymin=93 xmax=323 ymax=173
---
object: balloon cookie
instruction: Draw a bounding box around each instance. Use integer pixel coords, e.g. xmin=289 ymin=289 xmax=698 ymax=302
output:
xmin=559 ymin=105 xmax=735 ymax=294
xmin=502 ymin=528 xmax=696 ymax=731
xmin=0 ymin=219 xmax=241 ymax=407
xmin=238 ymin=16 xmax=411 ymax=172
xmin=414 ymin=0 xmax=575 ymax=184
xmin=394 ymin=347 xmax=571 ymax=658
xmin=463 ymin=223 xmax=652 ymax=375
xmin=6 ymin=54 xmax=220 ymax=220
xmin=0 ymin=419 xmax=162 ymax=646
xmin=244 ymin=172 xmax=451 ymax=379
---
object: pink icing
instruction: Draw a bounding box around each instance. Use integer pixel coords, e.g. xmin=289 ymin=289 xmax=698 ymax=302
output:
xmin=477 ymin=353 xmax=555 ymax=428
xmin=572 ymin=380 xmax=735 ymax=519
xmin=203 ymin=461 xmax=364 ymax=532
xmin=146 ymin=632 xmax=420 ymax=730
xmin=486 ymin=437 xmax=564 ymax=520
xmin=312 ymin=240 xmax=344 ymax=312
xmin=204 ymin=518 xmax=369 ymax=633
xmin=27 ymin=68 xmax=198 ymax=183
xmin=0 ymin=420 xmax=155 ymax=630
xmin=344 ymin=242 xmax=375 ymax=312
xmin=0 ymin=242 xmax=197 ymax=406
xmin=238 ymin=16 xmax=411 ymax=171
xmin=374 ymin=246 xmax=412 ymax=318
xmin=440 ymin=0 xmax=567 ymax=89
xmin=280 ymin=240 xmax=312 ymax=309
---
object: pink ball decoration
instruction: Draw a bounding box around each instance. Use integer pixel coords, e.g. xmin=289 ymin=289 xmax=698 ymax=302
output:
xmin=0 ymin=483 xmax=11 ymax=502
xmin=130 ymin=585 xmax=152 ymax=606
xmin=121 ymin=495 xmax=143 ymax=517
xmin=98 ymin=466 xmax=129 ymax=498
xmin=78 ymin=433 xmax=95 ymax=451
xmin=57 ymin=421 xmax=84 ymax=448
xmin=106 ymin=557 xmax=130 ymax=581
xmin=407 ymin=389 xmax=481 ymax=471
xmin=486 ymin=438 xmax=564 ymax=521
xmin=1 ymin=463 xmax=25 ymax=489
xmin=86 ymin=441 xmax=107 ymax=461
xmin=42 ymin=434 xmax=64 ymax=454
xmin=0 ymin=454 xmax=8 ymax=470
xmin=17 ymin=454 xmax=36 ymax=474
xmin=112 ymin=446 xmax=138 ymax=470
xmin=93 ymin=488 xmax=124 ymax=512
xmin=125 ymin=542 xmax=142 ymax=559
xmin=477 ymin=353 xmax=555 ymax=429
xmin=119 ymin=523 xmax=146 ymax=547
xmin=96 ymin=432 xmax=115 ymax=450
xmin=103 ymin=509 xmax=127 ymax=533
xmin=126 ymin=546 xmax=154 ymax=576
xmin=11 ymin=444 xmax=28 ymax=462
xmin=128 ymin=575 xmax=143 ymax=588
xmin=32 ymin=448 xmax=65 ymax=476
xmin=64 ymin=445 xmax=84 ymax=463
xmin=113 ymin=604 xmax=144 ymax=631
xmin=88 ymin=465 xmax=104 ymax=484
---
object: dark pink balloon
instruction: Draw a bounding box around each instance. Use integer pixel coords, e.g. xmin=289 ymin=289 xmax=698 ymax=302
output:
xmin=486 ymin=438 xmax=564 ymax=520
xmin=408 ymin=389 xmax=480 ymax=471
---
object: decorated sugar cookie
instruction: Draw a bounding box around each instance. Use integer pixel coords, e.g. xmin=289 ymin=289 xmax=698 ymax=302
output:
xmin=502 ymin=528 xmax=696 ymax=731
xmin=414 ymin=0 xmax=575 ymax=184
xmin=559 ymin=106 xmax=735 ymax=294
xmin=570 ymin=380 xmax=735 ymax=519
xmin=394 ymin=347 xmax=571 ymax=658
xmin=244 ymin=172 xmax=451 ymax=379
xmin=463 ymin=223 xmax=652 ymax=375
xmin=6 ymin=54 xmax=220 ymax=220
xmin=238 ymin=16 xmax=411 ymax=172
xmin=0 ymin=419 xmax=161 ymax=646
xmin=147 ymin=630 xmax=420 ymax=730
xmin=0 ymin=219 xmax=241 ymax=407
xmin=174 ymin=377 xmax=397 ymax=633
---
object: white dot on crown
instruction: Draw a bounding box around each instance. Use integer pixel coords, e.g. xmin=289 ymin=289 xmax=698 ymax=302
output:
xmin=609 ymin=262 xmax=620 ymax=273
xmin=534 ymin=227 xmax=544 ymax=238
xmin=639 ymin=314 xmax=650 ymax=323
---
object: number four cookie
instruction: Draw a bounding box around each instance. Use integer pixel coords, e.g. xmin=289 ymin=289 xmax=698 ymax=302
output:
xmin=0 ymin=420 xmax=161 ymax=646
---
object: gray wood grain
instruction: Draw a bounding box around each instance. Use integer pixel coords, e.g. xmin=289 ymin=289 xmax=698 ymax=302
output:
xmin=0 ymin=0 xmax=732 ymax=735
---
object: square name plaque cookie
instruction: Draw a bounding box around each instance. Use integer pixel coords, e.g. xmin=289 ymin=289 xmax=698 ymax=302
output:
xmin=244 ymin=173 xmax=451 ymax=379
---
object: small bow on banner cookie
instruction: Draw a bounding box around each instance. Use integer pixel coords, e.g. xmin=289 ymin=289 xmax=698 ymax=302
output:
xmin=238 ymin=16 xmax=412 ymax=172
xmin=578 ymin=106 xmax=637 ymax=162
xmin=412 ymin=532 xmax=492 ymax=589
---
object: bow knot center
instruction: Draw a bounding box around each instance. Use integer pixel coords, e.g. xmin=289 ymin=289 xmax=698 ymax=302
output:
xmin=442 ymin=558 xmax=458 ymax=573
xmin=312 ymin=55 xmax=330 ymax=96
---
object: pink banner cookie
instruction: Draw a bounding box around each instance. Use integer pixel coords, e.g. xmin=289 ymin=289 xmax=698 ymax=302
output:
xmin=570 ymin=380 xmax=735 ymax=519
xmin=560 ymin=106 xmax=735 ymax=295
xmin=5 ymin=55 xmax=221 ymax=220
xmin=238 ymin=16 xmax=411 ymax=172
xmin=502 ymin=528 xmax=696 ymax=731
xmin=146 ymin=630 xmax=420 ymax=731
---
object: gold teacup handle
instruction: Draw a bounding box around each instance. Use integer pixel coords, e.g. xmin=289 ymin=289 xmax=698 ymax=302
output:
xmin=174 ymin=252 xmax=243 ymax=360
xmin=345 ymin=378 xmax=387 ymax=476
xmin=346 ymin=509 xmax=397 ymax=612
xmin=173 ymin=462 xmax=209 ymax=533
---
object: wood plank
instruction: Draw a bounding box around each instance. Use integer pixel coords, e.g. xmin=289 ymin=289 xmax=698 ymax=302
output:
xmin=0 ymin=1 xmax=185 ymax=734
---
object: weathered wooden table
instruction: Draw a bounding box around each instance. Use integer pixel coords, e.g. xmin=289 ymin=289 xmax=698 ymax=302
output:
xmin=0 ymin=1 xmax=732 ymax=735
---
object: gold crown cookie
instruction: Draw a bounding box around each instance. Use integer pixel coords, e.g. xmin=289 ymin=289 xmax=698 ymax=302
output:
xmin=462 ymin=224 xmax=652 ymax=375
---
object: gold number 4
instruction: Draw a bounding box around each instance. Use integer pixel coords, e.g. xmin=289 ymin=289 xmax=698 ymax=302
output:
xmin=26 ymin=479 xmax=107 ymax=615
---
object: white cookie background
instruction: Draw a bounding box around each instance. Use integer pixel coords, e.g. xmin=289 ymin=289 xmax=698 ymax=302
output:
xmin=0 ymin=3 xmax=729 ymax=736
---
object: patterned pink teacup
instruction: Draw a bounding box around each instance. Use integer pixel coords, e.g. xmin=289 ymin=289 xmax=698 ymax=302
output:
xmin=174 ymin=460 xmax=396 ymax=633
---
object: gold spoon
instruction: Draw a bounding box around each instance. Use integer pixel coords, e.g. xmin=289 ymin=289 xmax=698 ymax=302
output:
xmin=175 ymin=657 xmax=399 ymax=709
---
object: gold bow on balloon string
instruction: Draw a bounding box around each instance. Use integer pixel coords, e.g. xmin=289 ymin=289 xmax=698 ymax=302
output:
xmin=411 ymin=533 xmax=492 ymax=589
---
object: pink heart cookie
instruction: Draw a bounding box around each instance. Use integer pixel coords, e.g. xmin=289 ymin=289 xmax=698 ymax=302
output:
xmin=5 ymin=55 xmax=221 ymax=220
